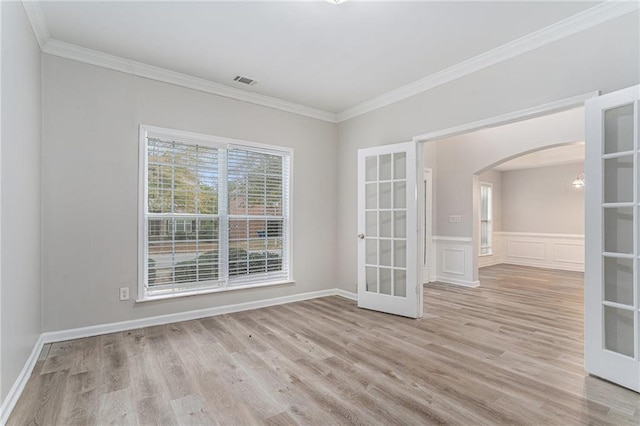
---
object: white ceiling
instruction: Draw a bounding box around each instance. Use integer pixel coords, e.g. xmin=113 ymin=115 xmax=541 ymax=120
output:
xmin=494 ymin=143 xmax=584 ymax=171
xmin=36 ymin=1 xmax=601 ymax=114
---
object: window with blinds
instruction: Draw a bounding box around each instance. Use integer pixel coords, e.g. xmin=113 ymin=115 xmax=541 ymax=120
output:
xmin=140 ymin=126 xmax=291 ymax=300
xmin=479 ymin=183 xmax=492 ymax=255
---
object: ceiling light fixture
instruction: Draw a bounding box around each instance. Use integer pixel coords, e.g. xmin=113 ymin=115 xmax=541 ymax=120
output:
xmin=326 ymin=0 xmax=348 ymax=4
xmin=572 ymin=173 xmax=585 ymax=188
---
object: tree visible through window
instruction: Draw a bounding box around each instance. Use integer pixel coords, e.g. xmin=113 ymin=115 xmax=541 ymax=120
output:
xmin=480 ymin=183 xmax=492 ymax=255
xmin=140 ymin=126 xmax=291 ymax=299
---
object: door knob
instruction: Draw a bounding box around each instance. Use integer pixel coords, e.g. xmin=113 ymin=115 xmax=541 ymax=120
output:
xmin=357 ymin=234 xmax=365 ymax=240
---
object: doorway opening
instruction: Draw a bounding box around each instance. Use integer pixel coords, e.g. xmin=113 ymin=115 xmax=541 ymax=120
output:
xmin=421 ymin=106 xmax=584 ymax=287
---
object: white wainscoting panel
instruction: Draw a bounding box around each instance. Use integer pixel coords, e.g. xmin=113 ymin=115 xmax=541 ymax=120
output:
xmin=478 ymin=233 xmax=503 ymax=268
xmin=506 ymin=240 xmax=546 ymax=261
xmin=442 ymin=248 xmax=465 ymax=275
xmin=433 ymin=236 xmax=479 ymax=287
xmin=553 ymin=242 xmax=584 ymax=265
xmin=494 ymin=232 xmax=584 ymax=272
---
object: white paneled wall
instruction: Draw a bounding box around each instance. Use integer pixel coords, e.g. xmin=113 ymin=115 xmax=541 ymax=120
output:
xmin=481 ymin=232 xmax=584 ymax=272
xmin=499 ymin=232 xmax=584 ymax=272
xmin=433 ymin=236 xmax=479 ymax=287
xmin=434 ymin=232 xmax=584 ymax=287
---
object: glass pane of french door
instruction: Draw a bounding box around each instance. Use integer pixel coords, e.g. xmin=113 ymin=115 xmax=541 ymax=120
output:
xmin=601 ymin=101 xmax=637 ymax=360
xmin=364 ymin=152 xmax=408 ymax=297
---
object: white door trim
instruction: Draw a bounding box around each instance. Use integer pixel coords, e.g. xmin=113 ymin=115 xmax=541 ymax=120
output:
xmin=412 ymin=91 xmax=599 ymax=144
xmin=423 ymin=168 xmax=434 ymax=283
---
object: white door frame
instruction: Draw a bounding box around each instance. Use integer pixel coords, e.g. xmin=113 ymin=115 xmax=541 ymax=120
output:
xmin=423 ymin=168 xmax=434 ymax=283
xmin=413 ymin=91 xmax=599 ymax=144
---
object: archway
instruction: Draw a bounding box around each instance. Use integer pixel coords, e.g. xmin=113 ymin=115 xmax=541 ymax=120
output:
xmin=473 ymin=143 xmax=585 ymax=281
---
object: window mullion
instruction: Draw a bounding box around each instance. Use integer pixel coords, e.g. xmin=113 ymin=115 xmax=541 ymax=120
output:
xmin=143 ymin=137 xmax=150 ymax=298
xmin=171 ymin=142 xmax=176 ymax=293
xmin=283 ymin=155 xmax=290 ymax=274
xmin=219 ymin=148 xmax=229 ymax=287
xmin=195 ymin=146 xmax=200 ymax=283
xmin=263 ymin=171 xmax=268 ymax=254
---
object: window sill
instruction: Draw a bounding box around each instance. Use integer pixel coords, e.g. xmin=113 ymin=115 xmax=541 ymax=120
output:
xmin=136 ymin=279 xmax=296 ymax=303
xmin=478 ymin=253 xmax=494 ymax=257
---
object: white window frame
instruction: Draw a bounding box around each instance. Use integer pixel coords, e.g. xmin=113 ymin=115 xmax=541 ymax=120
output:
xmin=138 ymin=125 xmax=293 ymax=301
xmin=479 ymin=182 xmax=493 ymax=256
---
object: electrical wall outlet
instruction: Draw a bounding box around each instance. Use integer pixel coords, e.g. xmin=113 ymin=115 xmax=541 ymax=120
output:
xmin=119 ymin=287 xmax=130 ymax=301
xmin=449 ymin=215 xmax=462 ymax=223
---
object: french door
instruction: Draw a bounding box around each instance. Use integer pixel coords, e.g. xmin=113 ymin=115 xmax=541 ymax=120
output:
xmin=585 ymin=85 xmax=640 ymax=392
xmin=357 ymin=142 xmax=422 ymax=318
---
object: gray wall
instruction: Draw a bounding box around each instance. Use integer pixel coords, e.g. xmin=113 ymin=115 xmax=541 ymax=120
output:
xmin=431 ymin=108 xmax=584 ymax=240
xmin=502 ymin=163 xmax=584 ymax=234
xmin=477 ymin=169 xmax=502 ymax=233
xmin=337 ymin=12 xmax=639 ymax=292
xmin=1 ymin=2 xmax=42 ymax=401
xmin=42 ymin=55 xmax=338 ymax=331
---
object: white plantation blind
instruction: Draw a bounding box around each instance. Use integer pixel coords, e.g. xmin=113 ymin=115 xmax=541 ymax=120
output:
xmin=145 ymin=138 xmax=222 ymax=295
xmin=227 ymin=147 xmax=290 ymax=285
xmin=140 ymin=126 xmax=291 ymax=299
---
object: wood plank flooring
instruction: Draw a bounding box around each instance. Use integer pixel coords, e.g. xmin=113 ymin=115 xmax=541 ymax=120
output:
xmin=8 ymin=265 xmax=640 ymax=425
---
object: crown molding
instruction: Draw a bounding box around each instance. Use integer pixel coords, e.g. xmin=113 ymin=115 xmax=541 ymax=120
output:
xmin=21 ymin=0 xmax=50 ymax=49
xmin=337 ymin=1 xmax=640 ymax=122
xmin=21 ymin=1 xmax=337 ymax=122
xmin=42 ymin=39 xmax=338 ymax=123
xmin=21 ymin=0 xmax=638 ymax=124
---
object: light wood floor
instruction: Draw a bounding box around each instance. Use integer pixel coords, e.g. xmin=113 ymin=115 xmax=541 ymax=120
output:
xmin=8 ymin=265 xmax=640 ymax=425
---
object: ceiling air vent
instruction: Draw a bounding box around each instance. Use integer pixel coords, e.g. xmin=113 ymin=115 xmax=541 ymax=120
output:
xmin=233 ymin=75 xmax=257 ymax=86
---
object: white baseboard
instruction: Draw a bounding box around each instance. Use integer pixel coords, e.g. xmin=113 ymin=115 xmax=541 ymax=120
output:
xmin=434 ymin=277 xmax=480 ymax=288
xmin=41 ymin=288 xmax=342 ymax=343
xmin=478 ymin=256 xmax=503 ymax=268
xmin=1 ymin=288 xmax=354 ymax=424
xmin=0 ymin=334 xmax=45 ymax=426
xmin=335 ymin=289 xmax=358 ymax=301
